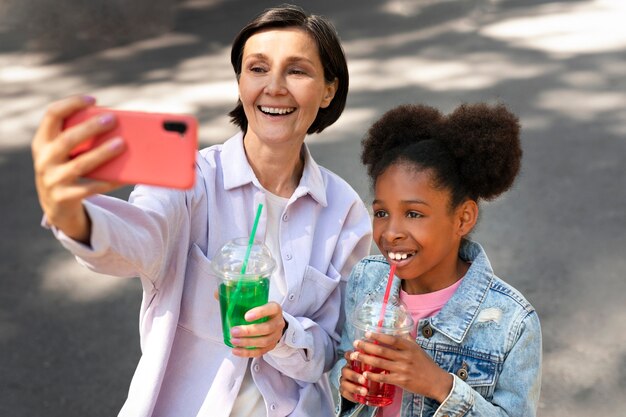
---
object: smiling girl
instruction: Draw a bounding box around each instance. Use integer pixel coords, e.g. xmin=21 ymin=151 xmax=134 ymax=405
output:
xmin=332 ymin=103 xmax=542 ymax=417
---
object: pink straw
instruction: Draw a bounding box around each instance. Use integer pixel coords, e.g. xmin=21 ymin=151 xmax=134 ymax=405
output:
xmin=377 ymin=263 xmax=397 ymax=328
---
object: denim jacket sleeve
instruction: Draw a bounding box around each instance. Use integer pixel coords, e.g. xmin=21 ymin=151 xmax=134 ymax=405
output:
xmin=435 ymin=310 xmax=542 ymax=417
xmin=330 ymin=258 xmax=384 ymax=417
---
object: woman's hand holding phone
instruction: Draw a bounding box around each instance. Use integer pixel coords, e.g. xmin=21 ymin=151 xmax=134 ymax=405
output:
xmin=31 ymin=95 xmax=126 ymax=244
xmin=64 ymin=105 xmax=197 ymax=189
xmin=32 ymin=95 xmax=198 ymax=244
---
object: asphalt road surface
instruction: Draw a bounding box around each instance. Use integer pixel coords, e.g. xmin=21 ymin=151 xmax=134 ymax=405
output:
xmin=1 ymin=0 xmax=625 ymax=416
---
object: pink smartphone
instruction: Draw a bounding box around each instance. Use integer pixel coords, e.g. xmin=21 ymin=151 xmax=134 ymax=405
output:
xmin=64 ymin=107 xmax=198 ymax=189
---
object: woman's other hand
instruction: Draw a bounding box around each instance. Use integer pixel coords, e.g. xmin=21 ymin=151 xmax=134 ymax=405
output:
xmin=31 ymin=95 xmax=125 ymax=243
xmin=229 ymin=301 xmax=286 ymax=357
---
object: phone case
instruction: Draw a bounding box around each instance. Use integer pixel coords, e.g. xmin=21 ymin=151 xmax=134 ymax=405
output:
xmin=64 ymin=107 xmax=198 ymax=189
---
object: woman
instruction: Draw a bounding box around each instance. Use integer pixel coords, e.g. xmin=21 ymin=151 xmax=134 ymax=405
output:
xmin=32 ymin=5 xmax=372 ymax=417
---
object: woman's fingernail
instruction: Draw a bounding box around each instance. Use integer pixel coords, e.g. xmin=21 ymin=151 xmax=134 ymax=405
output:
xmin=99 ymin=113 xmax=115 ymax=125
xmin=83 ymin=95 xmax=96 ymax=104
xmin=108 ymin=137 xmax=124 ymax=151
xmin=230 ymin=327 xmax=242 ymax=337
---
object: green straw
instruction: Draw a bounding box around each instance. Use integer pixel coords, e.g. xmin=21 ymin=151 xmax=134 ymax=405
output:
xmin=226 ymin=203 xmax=264 ymax=330
xmin=241 ymin=203 xmax=264 ymax=274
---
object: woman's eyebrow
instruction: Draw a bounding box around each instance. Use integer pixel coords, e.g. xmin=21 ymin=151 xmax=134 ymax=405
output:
xmin=243 ymin=53 xmax=268 ymax=60
xmin=285 ymin=56 xmax=315 ymax=65
xmin=243 ymin=53 xmax=315 ymax=66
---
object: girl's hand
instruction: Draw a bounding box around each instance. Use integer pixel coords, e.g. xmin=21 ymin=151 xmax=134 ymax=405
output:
xmin=350 ymin=332 xmax=453 ymax=403
xmin=339 ymin=350 xmax=368 ymax=403
xmin=229 ymin=301 xmax=286 ymax=357
xmin=32 ymin=95 xmax=125 ymax=244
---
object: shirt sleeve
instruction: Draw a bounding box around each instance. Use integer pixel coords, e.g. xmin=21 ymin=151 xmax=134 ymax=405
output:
xmin=44 ymin=186 xmax=191 ymax=288
xmin=434 ymin=310 xmax=542 ymax=417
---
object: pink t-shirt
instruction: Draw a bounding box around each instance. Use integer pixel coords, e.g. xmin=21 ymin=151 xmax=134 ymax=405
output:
xmin=380 ymin=278 xmax=463 ymax=417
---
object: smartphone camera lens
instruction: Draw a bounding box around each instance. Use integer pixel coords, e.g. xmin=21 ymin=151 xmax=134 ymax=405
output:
xmin=163 ymin=121 xmax=188 ymax=136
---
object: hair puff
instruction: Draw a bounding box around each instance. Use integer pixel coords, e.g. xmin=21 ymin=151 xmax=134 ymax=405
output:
xmin=361 ymin=104 xmax=443 ymax=180
xmin=442 ymin=103 xmax=521 ymax=201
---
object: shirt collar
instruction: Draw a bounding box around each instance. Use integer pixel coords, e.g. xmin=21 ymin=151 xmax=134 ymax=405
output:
xmin=429 ymin=240 xmax=494 ymax=343
xmin=221 ymin=132 xmax=328 ymax=207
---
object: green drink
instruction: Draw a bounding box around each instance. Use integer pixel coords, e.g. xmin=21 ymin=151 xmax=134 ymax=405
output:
xmin=212 ymin=237 xmax=276 ymax=348
xmin=219 ymin=277 xmax=270 ymax=348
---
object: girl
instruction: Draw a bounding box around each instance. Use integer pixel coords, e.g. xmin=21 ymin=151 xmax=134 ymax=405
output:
xmin=332 ymin=103 xmax=542 ymax=416
xmin=32 ymin=5 xmax=371 ymax=417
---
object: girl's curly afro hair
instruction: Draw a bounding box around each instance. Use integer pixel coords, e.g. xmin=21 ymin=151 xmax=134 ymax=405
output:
xmin=361 ymin=102 xmax=521 ymax=208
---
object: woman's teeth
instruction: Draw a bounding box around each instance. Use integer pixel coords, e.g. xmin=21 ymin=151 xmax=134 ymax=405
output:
xmin=260 ymin=106 xmax=295 ymax=115
xmin=388 ymin=252 xmax=411 ymax=261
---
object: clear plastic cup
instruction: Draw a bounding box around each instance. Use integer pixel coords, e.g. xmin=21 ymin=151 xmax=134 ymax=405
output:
xmin=350 ymin=292 xmax=414 ymax=406
xmin=211 ymin=238 xmax=276 ymax=348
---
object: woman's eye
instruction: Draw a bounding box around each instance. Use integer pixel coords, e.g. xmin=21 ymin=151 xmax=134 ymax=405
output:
xmin=373 ymin=210 xmax=388 ymax=218
xmin=249 ymin=66 xmax=267 ymax=73
xmin=289 ymin=68 xmax=306 ymax=75
xmin=407 ymin=211 xmax=422 ymax=219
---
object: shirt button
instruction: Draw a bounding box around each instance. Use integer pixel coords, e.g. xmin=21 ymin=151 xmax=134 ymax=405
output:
xmin=253 ymin=364 xmax=260 ymax=372
xmin=270 ymin=403 xmax=277 ymax=411
xmin=285 ymin=253 xmax=292 ymax=260
xmin=288 ymin=293 xmax=296 ymax=301
xmin=282 ymin=213 xmax=288 ymax=222
xmin=422 ymin=323 xmax=434 ymax=339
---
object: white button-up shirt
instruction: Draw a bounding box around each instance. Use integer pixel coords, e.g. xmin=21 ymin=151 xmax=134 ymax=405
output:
xmin=51 ymin=132 xmax=372 ymax=417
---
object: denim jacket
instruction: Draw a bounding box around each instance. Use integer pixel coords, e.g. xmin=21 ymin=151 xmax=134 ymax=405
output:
xmin=330 ymin=240 xmax=542 ymax=417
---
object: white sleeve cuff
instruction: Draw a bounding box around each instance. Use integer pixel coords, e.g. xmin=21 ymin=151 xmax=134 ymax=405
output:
xmin=267 ymin=313 xmax=312 ymax=360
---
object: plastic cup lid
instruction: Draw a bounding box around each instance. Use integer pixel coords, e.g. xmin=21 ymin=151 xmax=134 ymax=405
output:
xmin=211 ymin=237 xmax=276 ymax=280
xmin=351 ymin=294 xmax=414 ymax=334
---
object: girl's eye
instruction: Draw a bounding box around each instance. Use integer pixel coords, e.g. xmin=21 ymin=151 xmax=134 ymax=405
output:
xmin=407 ymin=211 xmax=423 ymax=219
xmin=373 ymin=210 xmax=388 ymax=218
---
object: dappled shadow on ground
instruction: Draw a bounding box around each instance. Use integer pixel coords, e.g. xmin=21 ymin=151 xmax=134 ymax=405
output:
xmin=1 ymin=0 xmax=626 ymax=416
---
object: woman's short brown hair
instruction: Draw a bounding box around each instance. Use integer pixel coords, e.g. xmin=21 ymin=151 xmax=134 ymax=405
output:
xmin=228 ymin=4 xmax=349 ymax=134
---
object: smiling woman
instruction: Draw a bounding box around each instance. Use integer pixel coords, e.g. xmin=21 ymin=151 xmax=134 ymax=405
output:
xmin=30 ymin=4 xmax=371 ymax=417
xmin=229 ymin=6 xmax=349 ymax=136
xmin=236 ymin=28 xmax=339 ymax=194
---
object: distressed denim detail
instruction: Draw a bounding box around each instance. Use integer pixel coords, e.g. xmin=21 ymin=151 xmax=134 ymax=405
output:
xmin=331 ymin=240 xmax=542 ymax=417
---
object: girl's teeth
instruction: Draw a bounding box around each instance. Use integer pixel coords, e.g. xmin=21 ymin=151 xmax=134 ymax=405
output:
xmin=388 ymin=252 xmax=410 ymax=260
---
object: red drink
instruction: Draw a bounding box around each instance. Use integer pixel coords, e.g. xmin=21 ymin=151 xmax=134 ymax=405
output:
xmin=348 ymin=292 xmax=414 ymax=408
xmin=351 ymin=352 xmax=395 ymax=406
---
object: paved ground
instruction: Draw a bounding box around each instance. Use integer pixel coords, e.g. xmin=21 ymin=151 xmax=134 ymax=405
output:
xmin=1 ymin=0 xmax=625 ymax=416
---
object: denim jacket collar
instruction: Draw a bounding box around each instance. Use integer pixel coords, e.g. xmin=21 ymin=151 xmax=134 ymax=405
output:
xmin=429 ymin=240 xmax=494 ymax=344
xmin=221 ymin=132 xmax=328 ymax=207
